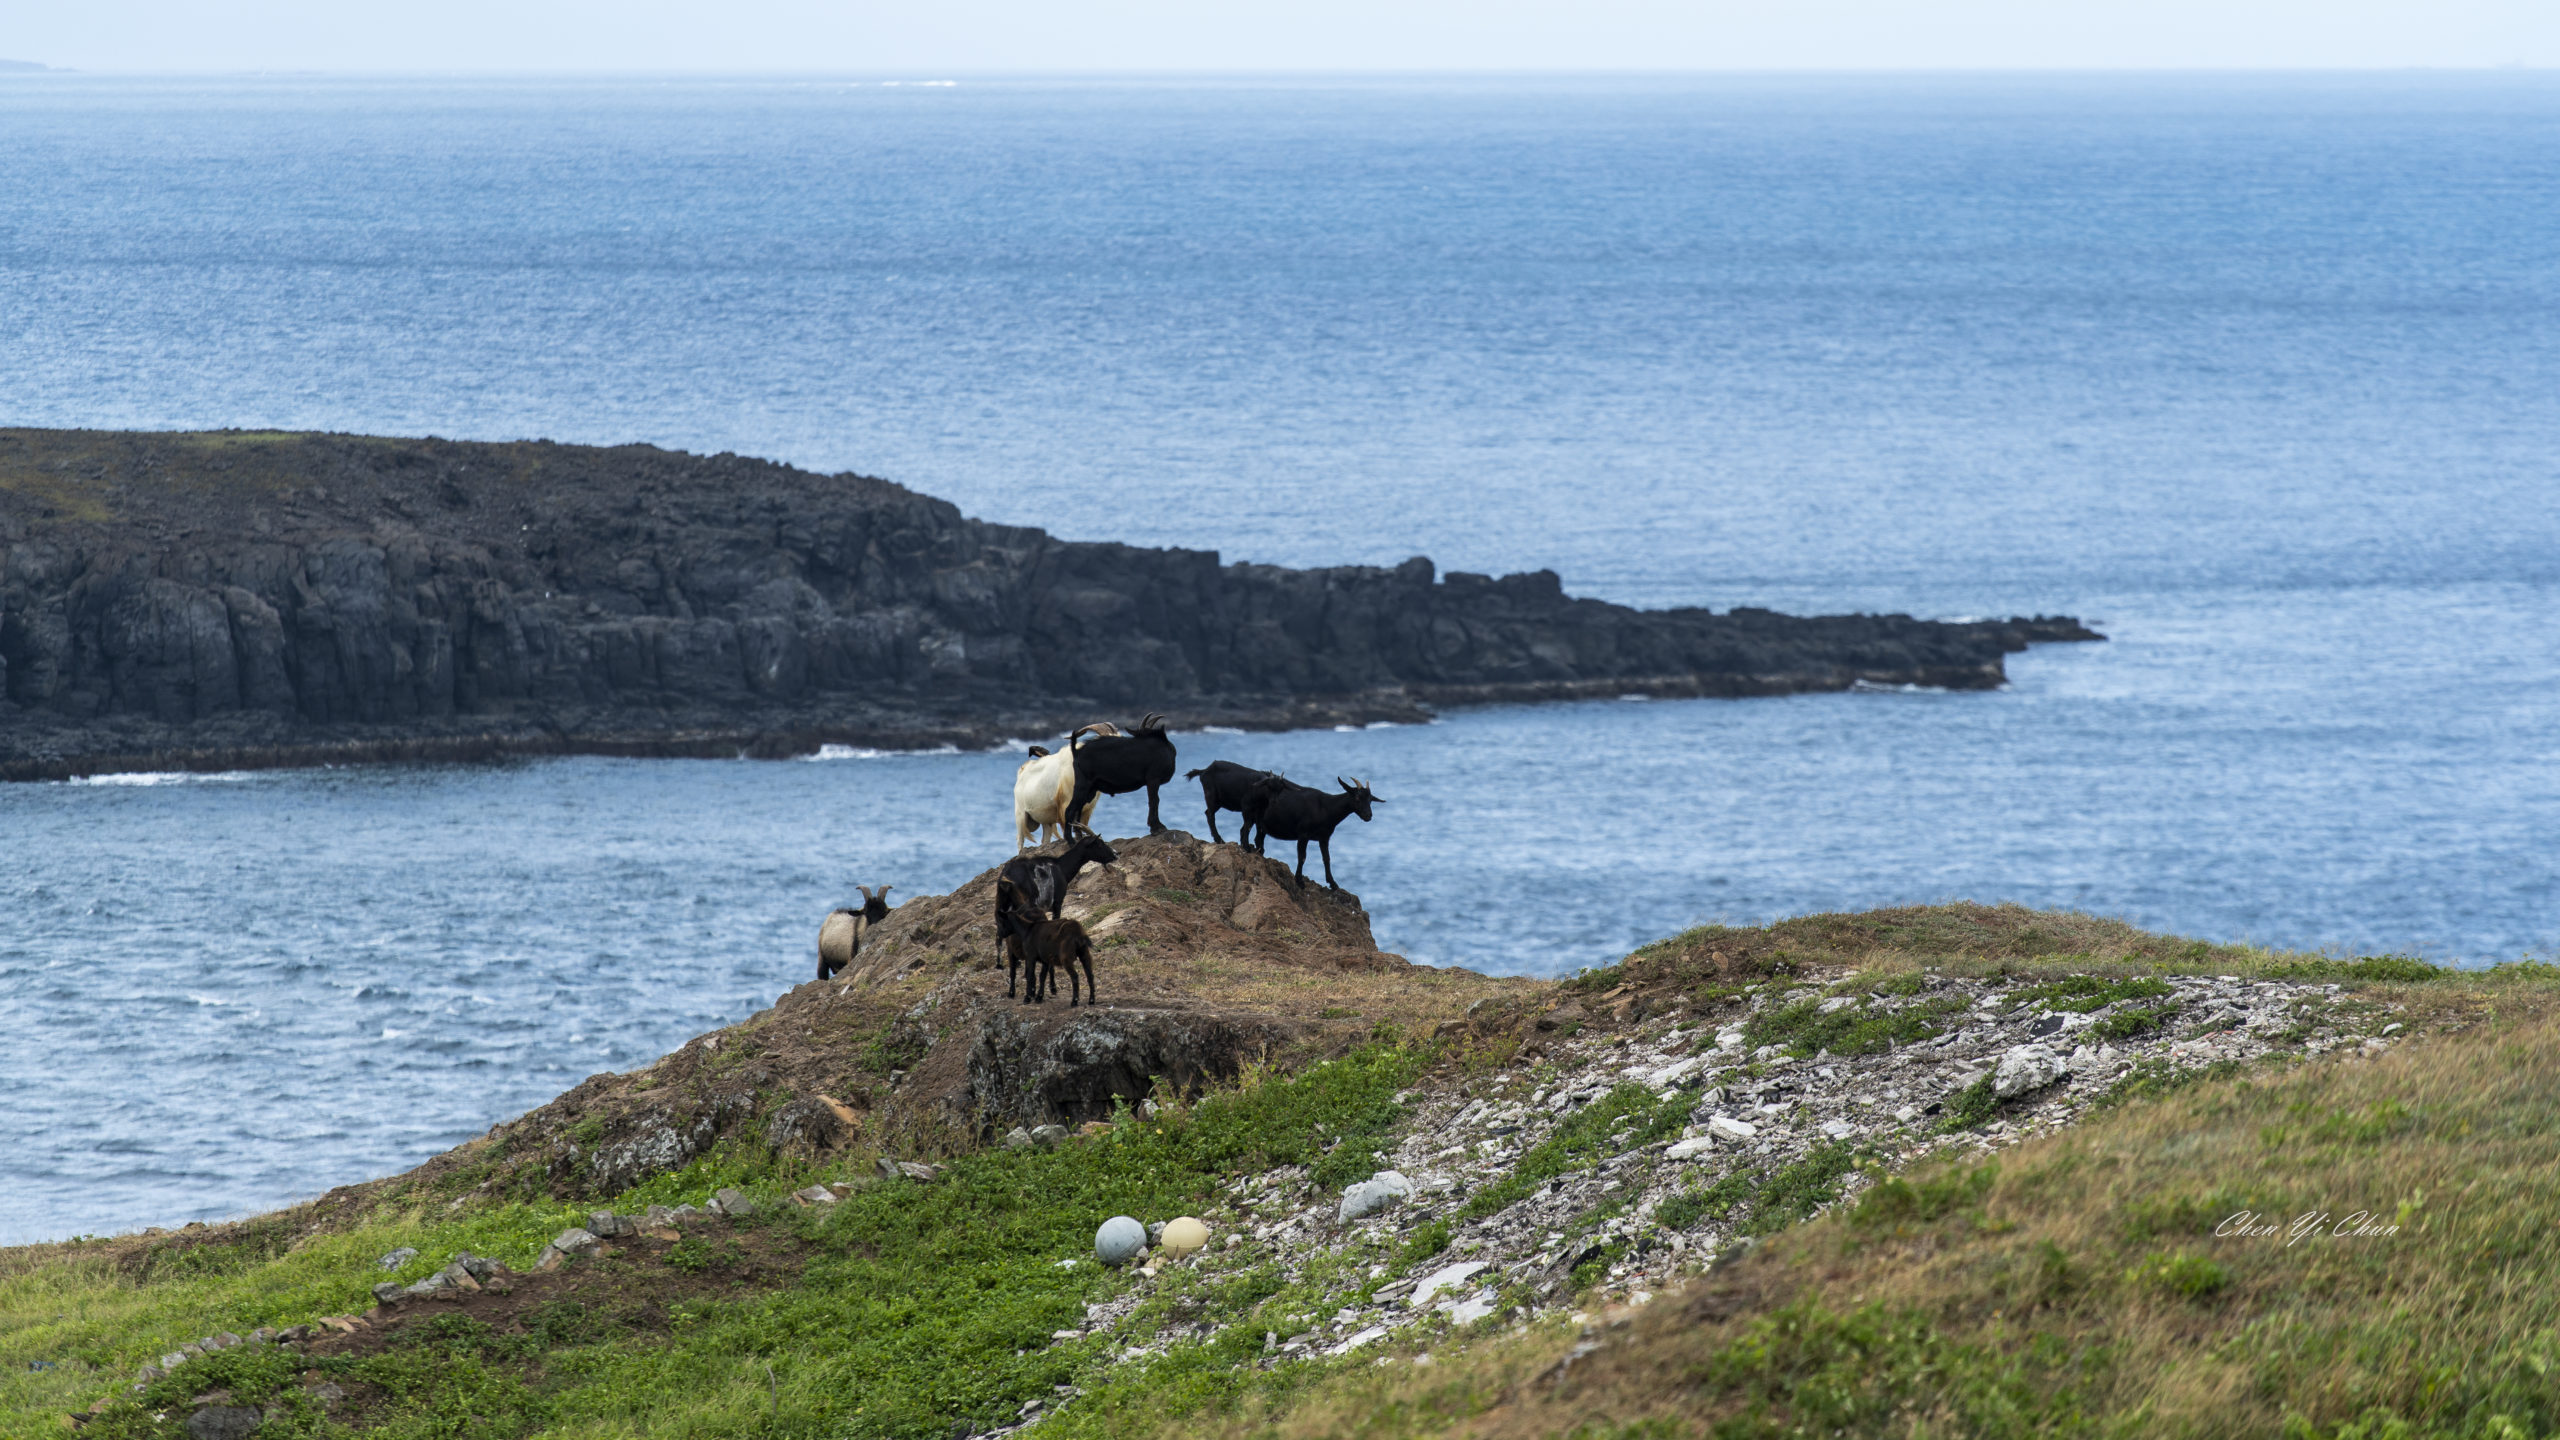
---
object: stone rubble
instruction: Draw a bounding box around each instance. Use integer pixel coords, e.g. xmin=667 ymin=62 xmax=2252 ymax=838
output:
xmin=982 ymin=966 xmax=2402 ymax=1432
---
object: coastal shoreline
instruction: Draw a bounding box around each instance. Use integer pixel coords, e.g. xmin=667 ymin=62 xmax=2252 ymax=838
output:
xmin=1 ymin=427 xmax=2099 ymax=783
xmin=0 ymin=667 xmax=2020 ymax=783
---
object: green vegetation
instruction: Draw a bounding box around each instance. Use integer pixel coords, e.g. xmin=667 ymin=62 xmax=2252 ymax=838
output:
xmin=1652 ymin=1144 xmax=1864 ymax=1240
xmin=8 ymin=1046 xmax=1435 ymax=1439
xmin=15 ymin=904 xmax=2560 ymax=1440
xmin=1459 ymin=1086 xmax=1686 ymax=1222
xmin=1940 ymin=1071 xmax=2000 ymax=1130
xmin=2008 ymin=975 xmax=2174 ymax=1013
xmin=2089 ymin=1001 xmax=2182 ymax=1041
xmin=1740 ymin=992 xmax=1969 ymax=1058
xmin=2261 ymin=954 xmax=2448 ymax=982
xmin=1209 ymin=997 xmax=2560 ymax=1440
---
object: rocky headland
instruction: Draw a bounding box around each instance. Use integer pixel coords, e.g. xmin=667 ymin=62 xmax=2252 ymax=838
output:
xmin=0 ymin=428 xmax=2099 ymax=780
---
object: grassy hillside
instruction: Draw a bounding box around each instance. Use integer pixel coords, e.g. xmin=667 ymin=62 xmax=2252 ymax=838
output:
xmin=3 ymin=905 xmax=2546 ymax=1440
xmin=1199 ymin=970 xmax=2560 ymax=1440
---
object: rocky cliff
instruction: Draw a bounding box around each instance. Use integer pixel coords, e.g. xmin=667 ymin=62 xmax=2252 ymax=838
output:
xmin=0 ymin=428 xmax=2100 ymax=779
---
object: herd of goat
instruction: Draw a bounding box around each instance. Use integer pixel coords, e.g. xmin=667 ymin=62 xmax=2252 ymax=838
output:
xmin=816 ymin=712 xmax=1386 ymax=1009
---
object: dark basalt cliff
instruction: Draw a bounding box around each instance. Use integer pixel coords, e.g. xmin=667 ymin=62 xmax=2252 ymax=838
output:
xmin=0 ymin=429 xmax=2099 ymax=779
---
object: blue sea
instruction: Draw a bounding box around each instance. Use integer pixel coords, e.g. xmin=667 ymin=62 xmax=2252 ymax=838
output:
xmin=2 ymin=73 xmax=2556 ymax=1244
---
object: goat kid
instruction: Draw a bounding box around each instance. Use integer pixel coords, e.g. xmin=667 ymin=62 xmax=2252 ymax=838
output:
xmin=816 ymin=884 xmax=895 ymax=980
xmin=1185 ymin=760 xmax=1286 ymax=847
xmin=995 ymin=834 xmax=1117 ymax=999
xmin=1067 ymin=713 xmax=1178 ymax=836
xmin=1255 ymin=776 xmax=1384 ymax=890
xmin=1013 ymin=723 xmax=1118 ymax=848
xmin=1001 ymin=893 xmax=1099 ymax=1007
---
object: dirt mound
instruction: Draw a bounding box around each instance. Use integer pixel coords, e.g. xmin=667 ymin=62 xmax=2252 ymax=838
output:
xmin=386 ymin=831 xmax=1533 ymax=1205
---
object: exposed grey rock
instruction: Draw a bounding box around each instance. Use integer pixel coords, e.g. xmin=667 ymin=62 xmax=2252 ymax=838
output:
xmin=587 ymin=1211 xmax=633 ymax=1237
xmin=1994 ymin=1044 xmax=2070 ymax=1099
xmin=369 ymin=1282 xmax=402 ymax=1304
xmin=1407 ymin=1260 xmax=1490 ymax=1309
xmin=375 ymin=1247 xmax=418 ymax=1272
xmin=186 ymin=1406 xmax=263 ymax=1440
xmin=1336 ymin=1171 xmax=1413 ymax=1222
xmin=712 ymin=1187 xmax=756 ymax=1216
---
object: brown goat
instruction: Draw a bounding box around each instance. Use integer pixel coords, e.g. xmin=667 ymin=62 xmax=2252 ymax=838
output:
xmin=999 ymin=888 xmax=1098 ymax=1007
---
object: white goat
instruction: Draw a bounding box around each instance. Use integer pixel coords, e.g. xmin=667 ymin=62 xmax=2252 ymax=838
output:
xmin=1014 ymin=724 xmax=1117 ymax=848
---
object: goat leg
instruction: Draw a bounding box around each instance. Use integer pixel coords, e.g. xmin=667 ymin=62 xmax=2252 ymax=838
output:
xmin=1145 ymin=781 xmax=1166 ymax=834
xmin=1204 ymin=803 xmax=1224 ymax=845
xmin=1293 ymin=839 xmax=1310 ymax=890
xmin=1079 ymin=945 xmax=1096 ymax=1008
xmin=1321 ymin=837 xmax=1338 ymax=889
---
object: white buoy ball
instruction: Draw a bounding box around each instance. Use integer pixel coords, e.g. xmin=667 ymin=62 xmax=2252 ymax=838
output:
xmin=1096 ymin=1215 xmax=1147 ymax=1266
xmin=1159 ymin=1217 xmax=1210 ymax=1258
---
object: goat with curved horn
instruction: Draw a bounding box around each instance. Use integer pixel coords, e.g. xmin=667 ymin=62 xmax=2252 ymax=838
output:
xmin=1260 ymin=776 xmax=1383 ymax=891
xmin=817 ymin=884 xmax=896 ymax=980
xmin=1066 ymin=712 xmax=1179 ymax=837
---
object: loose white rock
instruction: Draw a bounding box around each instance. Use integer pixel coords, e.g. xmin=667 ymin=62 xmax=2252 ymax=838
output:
xmin=1409 ymin=1260 xmax=1490 ymax=1309
xmin=1708 ymin=1115 xmax=1758 ymax=1141
xmin=1665 ymin=1136 xmax=1714 ymax=1160
xmin=1329 ymin=1325 xmax=1389 ymax=1355
xmin=1337 ymin=1171 xmax=1414 ymax=1222
xmin=1994 ymin=1044 xmax=2071 ymax=1098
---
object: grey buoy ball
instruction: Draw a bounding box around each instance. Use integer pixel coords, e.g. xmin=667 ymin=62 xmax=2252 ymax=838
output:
xmin=1095 ymin=1215 xmax=1146 ymax=1266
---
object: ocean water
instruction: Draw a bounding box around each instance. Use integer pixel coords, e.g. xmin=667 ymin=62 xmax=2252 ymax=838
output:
xmin=3 ymin=73 xmax=2557 ymax=1244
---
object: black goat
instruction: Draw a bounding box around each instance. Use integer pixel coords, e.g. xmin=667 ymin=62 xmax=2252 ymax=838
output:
xmin=1256 ymin=776 xmax=1384 ymax=890
xmin=1185 ymin=760 xmax=1286 ymax=846
xmin=1237 ymin=774 xmax=1308 ymax=857
xmin=816 ymin=885 xmax=894 ymax=980
xmin=1067 ymin=712 xmax=1178 ymax=837
xmin=1001 ymin=893 xmax=1099 ymax=1007
xmin=995 ymin=834 xmax=1117 ymax=999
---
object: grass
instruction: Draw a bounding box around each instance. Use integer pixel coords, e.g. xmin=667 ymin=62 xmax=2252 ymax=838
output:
xmin=1178 ymin=992 xmax=2560 ymax=1440
xmin=1654 ymin=1144 xmax=1865 ymax=1239
xmin=13 ymin=904 xmax=2559 ymax=1440
xmin=5 ymin=1046 xmax=1437 ymax=1439
xmin=1459 ymin=1086 xmax=1688 ymax=1223
xmin=1740 ymin=992 xmax=1971 ymax=1059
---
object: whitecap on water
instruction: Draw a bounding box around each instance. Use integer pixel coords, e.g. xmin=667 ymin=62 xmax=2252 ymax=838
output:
xmin=802 ymin=743 xmax=963 ymax=761
xmin=65 ymin=770 xmax=256 ymax=786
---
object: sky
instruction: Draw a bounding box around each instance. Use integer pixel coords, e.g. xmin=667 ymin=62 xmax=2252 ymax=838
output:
xmin=3 ymin=0 xmax=2554 ymax=73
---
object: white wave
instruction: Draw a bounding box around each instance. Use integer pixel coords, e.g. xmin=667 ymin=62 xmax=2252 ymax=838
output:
xmin=1618 ymin=693 xmax=1653 ymax=702
xmin=379 ymin=1027 xmax=407 ymax=1040
xmin=1850 ymin=680 xmax=1952 ymax=695
xmin=802 ymin=743 xmax=963 ymax=761
xmin=66 ymin=770 xmax=256 ymax=787
xmin=1334 ymin=724 xmax=1358 ymax=732
xmin=1365 ymin=720 xmax=1400 ymax=729
xmin=1200 ymin=725 xmax=1247 ymax=736
xmin=187 ymin=994 xmax=230 ymax=1007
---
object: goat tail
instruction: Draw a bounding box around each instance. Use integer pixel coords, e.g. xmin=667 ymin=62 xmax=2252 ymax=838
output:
xmin=1183 ymin=767 xmax=1205 ymax=779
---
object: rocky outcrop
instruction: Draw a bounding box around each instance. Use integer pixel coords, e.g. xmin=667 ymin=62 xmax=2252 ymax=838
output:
xmin=396 ymin=832 xmax=1525 ymax=1204
xmin=0 ymin=428 xmax=2099 ymax=779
